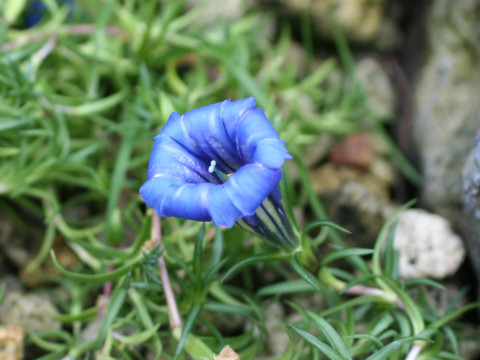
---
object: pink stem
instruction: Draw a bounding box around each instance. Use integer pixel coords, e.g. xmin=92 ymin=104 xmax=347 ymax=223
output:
xmin=152 ymin=214 xmax=182 ymax=329
xmin=2 ymin=25 xmax=124 ymax=52
xmin=344 ymin=285 xmax=406 ymax=310
xmin=98 ymin=265 xmax=114 ymax=318
xmin=405 ymin=344 xmax=423 ymax=360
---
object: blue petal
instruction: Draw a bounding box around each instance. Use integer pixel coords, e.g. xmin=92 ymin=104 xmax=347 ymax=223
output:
xmin=147 ymin=113 xmax=217 ymax=184
xmin=208 ymin=163 xmax=283 ymax=227
xmin=253 ymin=138 xmax=292 ymax=169
xmin=234 ymin=107 xmax=291 ymax=166
xmin=156 ymin=99 xmax=254 ymax=174
xmin=219 ymin=97 xmax=256 ymax=142
xmin=140 ymin=176 xmax=214 ymax=221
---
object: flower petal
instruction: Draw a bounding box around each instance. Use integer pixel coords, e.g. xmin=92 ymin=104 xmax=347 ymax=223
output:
xmin=140 ymin=176 xmax=215 ymax=221
xmin=208 ymin=163 xmax=283 ymax=227
xmin=253 ymin=138 xmax=292 ymax=169
xmin=147 ymin=138 xmax=216 ymax=184
xmin=234 ymin=108 xmax=291 ymax=167
xmin=159 ymin=99 xmax=256 ymax=174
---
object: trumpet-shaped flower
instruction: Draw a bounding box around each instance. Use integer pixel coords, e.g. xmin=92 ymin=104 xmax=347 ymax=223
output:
xmin=140 ymin=97 xmax=298 ymax=251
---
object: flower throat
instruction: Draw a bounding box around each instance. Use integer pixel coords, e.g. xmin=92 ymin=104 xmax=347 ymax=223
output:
xmin=208 ymin=160 xmax=232 ymax=183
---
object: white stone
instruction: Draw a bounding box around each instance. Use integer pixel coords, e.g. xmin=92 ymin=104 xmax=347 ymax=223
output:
xmin=393 ymin=209 xmax=465 ymax=279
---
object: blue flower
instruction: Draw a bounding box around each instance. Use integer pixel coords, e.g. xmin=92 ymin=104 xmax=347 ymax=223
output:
xmin=25 ymin=0 xmax=74 ymax=28
xmin=140 ymin=97 xmax=299 ymax=251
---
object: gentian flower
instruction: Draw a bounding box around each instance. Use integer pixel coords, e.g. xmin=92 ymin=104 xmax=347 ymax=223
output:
xmin=140 ymin=97 xmax=299 ymax=251
xmin=25 ymin=0 xmax=74 ymax=28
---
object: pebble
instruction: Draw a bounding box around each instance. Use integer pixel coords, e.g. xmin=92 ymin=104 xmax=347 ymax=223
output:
xmin=393 ymin=209 xmax=465 ymax=279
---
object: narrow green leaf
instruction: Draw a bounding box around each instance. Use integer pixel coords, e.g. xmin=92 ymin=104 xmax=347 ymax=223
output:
xmin=207 ymin=227 xmax=224 ymax=272
xmin=257 ymin=279 xmax=315 ymax=297
xmin=303 ymin=220 xmax=351 ymax=237
xmin=203 ymin=302 xmax=254 ymax=318
xmin=0 ymin=118 xmax=31 ymax=132
xmin=429 ymin=302 xmax=480 ymax=329
xmin=291 ymin=144 xmax=343 ymax=246
xmin=274 ymin=327 xmax=297 ymax=360
xmin=373 ymin=124 xmax=423 ymax=186
xmin=29 ymin=330 xmax=71 ymax=352
xmin=50 ymin=250 xmax=142 ymax=283
xmin=436 ymin=351 xmax=465 ymax=360
xmin=105 ymin=116 xmax=138 ymax=245
xmin=52 ymin=306 xmax=99 ymax=323
xmin=346 ymin=334 xmax=383 ymax=350
xmin=443 ymin=327 xmax=459 ymax=356
xmin=222 ymin=252 xmax=291 ymax=282
xmin=34 ymin=350 xmax=67 ymax=360
xmin=193 ymin=223 xmax=206 ymax=279
xmin=128 ymin=289 xmax=163 ymax=355
xmin=365 ymin=337 xmax=422 ymax=360
xmin=404 ymin=278 xmax=445 ymax=290
xmin=320 ymin=295 xmax=381 ymax=317
xmin=371 ymin=200 xmax=416 ymax=295
xmin=225 ymin=61 xmax=268 ymax=109
xmin=383 ymin=222 xmax=399 ymax=279
xmin=174 ymin=302 xmax=203 ymax=358
xmin=95 ymin=284 xmax=128 ymax=349
xmin=380 ymin=277 xmax=425 ymax=335
xmin=306 ymin=311 xmax=352 ymax=360
xmin=203 ymin=258 xmax=228 ymax=286
xmin=24 ymin=220 xmax=56 ymax=274
xmin=0 ymin=284 xmax=5 ymax=305
xmin=0 ymin=147 xmax=19 ymax=157
xmin=289 ymin=253 xmax=321 ymax=292
xmin=328 ymin=9 xmax=355 ymax=77
xmin=279 ymin=164 xmax=298 ymax=232
xmin=116 ymin=323 xmax=161 ymax=346
xmin=372 ymin=200 xmax=416 ymax=277
xmin=368 ymin=312 xmax=394 ymax=337
xmin=322 ymin=248 xmax=374 ymax=266
xmin=70 ymin=91 xmax=126 ymax=116
xmin=289 ymin=325 xmax=345 ymax=360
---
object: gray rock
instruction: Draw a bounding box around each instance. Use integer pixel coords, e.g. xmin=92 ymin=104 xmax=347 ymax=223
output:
xmin=0 ymin=292 xmax=61 ymax=334
xmin=393 ymin=209 xmax=465 ymax=280
xmin=0 ymin=275 xmax=23 ymax=296
xmin=411 ymin=0 xmax=480 ymax=224
xmin=264 ymin=302 xmax=289 ymax=355
xmin=185 ymin=0 xmax=249 ymax=24
xmin=462 ymin=134 xmax=480 ymax=293
xmin=257 ymin=0 xmax=402 ymax=50
xmin=355 ymin=57 xmax=396 ymax=118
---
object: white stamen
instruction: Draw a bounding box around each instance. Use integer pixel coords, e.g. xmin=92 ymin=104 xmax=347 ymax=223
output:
xmin=208 ymin=160 xmax=216 ymax=173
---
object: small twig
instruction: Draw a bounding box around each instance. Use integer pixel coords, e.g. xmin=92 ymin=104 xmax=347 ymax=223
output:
xmin=152 ymin=213 xmax=182 ymax=329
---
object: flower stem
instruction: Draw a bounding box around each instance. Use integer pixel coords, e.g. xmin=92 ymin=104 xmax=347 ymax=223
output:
xmin=152 ymin=214 xmax=182 ymax=329
xmin=405 ymin=343 xmax=423 ymax=360
xmin=98 ymin=265 xmax=114 ymax=318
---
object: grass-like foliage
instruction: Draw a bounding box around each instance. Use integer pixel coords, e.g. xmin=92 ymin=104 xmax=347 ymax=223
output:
xmin=1 ymin=1 xmax=477 ymax=359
